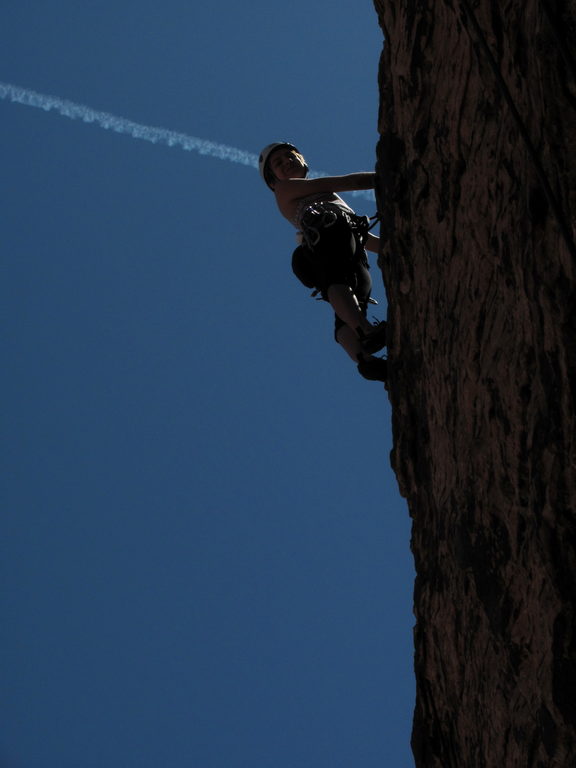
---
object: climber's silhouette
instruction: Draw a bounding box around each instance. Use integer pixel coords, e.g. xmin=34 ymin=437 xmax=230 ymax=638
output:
xmin=259 ymin=142 xmax=387 ymax=382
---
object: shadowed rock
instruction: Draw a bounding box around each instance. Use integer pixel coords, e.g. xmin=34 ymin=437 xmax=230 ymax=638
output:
xmin=372 ymin=1 xmax=576 ymax=765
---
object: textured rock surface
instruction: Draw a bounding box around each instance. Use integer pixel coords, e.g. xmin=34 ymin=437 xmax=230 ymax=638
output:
xmin=372 ymin=1 xmax=576 ymax=765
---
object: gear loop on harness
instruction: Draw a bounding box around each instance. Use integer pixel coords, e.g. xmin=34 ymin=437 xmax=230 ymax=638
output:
xmin=299 ymin=201 xmax=374 ymax=250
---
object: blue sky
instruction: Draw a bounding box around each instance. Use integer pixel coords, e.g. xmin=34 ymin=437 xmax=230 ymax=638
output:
xmin=1 ymin=3 xmax=415 ymax=766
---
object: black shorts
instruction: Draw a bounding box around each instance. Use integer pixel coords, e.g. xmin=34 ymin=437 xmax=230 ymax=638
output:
xmin=292 ymin=207 xmax=372 ymax=338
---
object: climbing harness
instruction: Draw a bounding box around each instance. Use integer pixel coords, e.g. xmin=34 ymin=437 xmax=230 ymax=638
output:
xmin=299 ymin=201 xmax=379 ymax=250
xmin=292 ymin=203 xmax=381 ymax=302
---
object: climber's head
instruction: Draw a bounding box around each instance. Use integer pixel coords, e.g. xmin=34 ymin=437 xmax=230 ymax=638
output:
xmin=259 ymin=142 xmax=308 ymax=189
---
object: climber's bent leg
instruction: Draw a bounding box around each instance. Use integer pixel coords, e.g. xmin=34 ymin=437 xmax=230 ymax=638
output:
xmin=336 ymin=325 xmax=388 ymax=383
xmin=335 ymin=324 xmax=366 ymax=362
xmin=327 ymin=284 xmax=374 ymax=336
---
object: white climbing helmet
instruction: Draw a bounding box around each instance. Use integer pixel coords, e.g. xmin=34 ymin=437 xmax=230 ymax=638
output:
xmin=258 ymin=141 xmax=307 ymax=188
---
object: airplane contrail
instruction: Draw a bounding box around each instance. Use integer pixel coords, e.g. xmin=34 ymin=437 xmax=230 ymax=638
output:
xmin=0 ymin=81 xmax=258 ymax=167
xmin=0 ymin=81 xmax=374 ymax=199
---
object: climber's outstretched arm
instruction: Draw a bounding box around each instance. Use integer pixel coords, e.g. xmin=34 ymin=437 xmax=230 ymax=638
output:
xmin=274 ymin=172 xmax=375 ymax=206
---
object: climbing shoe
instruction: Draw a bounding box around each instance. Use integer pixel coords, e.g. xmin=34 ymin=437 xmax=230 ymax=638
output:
xmin=358 ymin=321 xmax=387 ymax=354
xmin=357 ymin=357 xmax=388 ymax=383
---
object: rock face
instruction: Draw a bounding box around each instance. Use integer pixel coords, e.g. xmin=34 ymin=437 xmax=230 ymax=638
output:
xmin=372 ymin=1 xmax=576 ymax=765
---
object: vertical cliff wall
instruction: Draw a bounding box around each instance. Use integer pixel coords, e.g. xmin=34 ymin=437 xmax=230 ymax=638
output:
xmin=373 ymin=1 xmax=576 ymax=765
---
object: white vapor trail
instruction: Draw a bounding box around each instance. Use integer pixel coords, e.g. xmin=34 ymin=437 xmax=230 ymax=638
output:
xmin=0 ymin=81 xmax=374 ymax=200
xmin=0 ymin=81 xmax=258 ymax=167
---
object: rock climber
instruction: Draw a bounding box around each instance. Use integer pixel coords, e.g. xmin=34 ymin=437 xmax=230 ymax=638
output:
xmin=259 ymin=141 xmax=387 ymax=382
